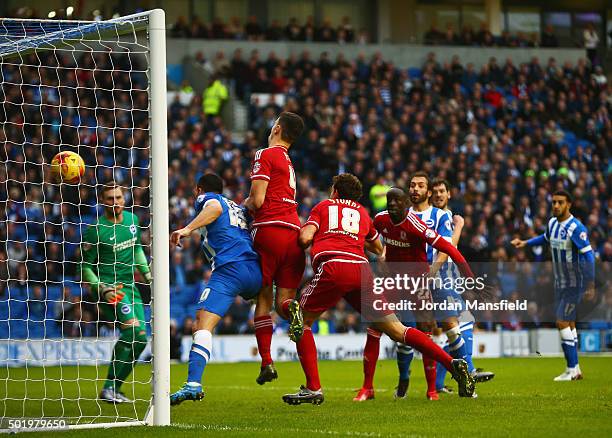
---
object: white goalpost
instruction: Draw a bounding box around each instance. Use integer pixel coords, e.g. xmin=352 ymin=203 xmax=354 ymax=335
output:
xmin=0 ymin=9 xmax=169 ymax=431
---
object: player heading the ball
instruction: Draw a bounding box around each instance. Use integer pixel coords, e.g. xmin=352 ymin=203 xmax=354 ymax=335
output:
xmin=244 ymin=111 xmax=306 ymax=385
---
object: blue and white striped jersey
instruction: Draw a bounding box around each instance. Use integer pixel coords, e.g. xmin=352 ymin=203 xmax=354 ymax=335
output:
xmin=544 ymin=215 xmax=593 ymax=289
xmin=409 ymin=206 xmax=452 ymax=264
xmin=194 ymin=192 xmax=259 ymax=271
xmin=439 ymin=209 xmax=461 ymax=282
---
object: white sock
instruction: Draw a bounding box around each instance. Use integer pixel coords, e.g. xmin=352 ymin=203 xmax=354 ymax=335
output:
xmin=187 ymin=329 xmax=212 ymax=386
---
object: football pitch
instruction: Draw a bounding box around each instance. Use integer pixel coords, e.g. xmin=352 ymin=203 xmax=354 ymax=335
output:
xmin=4 ymin=356 xmax=612 ymax=437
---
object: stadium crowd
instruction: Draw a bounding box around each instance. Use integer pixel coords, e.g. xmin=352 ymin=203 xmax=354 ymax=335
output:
xmin=0 ymin=43 xmax=610 ymax=339
xmin=167 ymin=48 xmax=611 ymax=332
xmin=171 ymin=15 xmax=371 ymax=45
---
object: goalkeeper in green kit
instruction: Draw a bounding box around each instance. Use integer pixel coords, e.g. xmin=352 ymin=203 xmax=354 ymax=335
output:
xmin=80 ymin=183 xmax=151 ymax=404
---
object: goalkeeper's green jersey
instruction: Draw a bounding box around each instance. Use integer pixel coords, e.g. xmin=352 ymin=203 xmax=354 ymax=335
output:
xmin=81 ymin=211 xmax=147 ymax=285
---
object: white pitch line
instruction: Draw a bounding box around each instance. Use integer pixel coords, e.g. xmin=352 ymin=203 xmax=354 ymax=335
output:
xmin=173 ymin=422 xmax=415 ymax=437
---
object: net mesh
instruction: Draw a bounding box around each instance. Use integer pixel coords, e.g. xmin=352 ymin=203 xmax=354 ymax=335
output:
xmin=0 ymin=15 xmax=154 ymax=427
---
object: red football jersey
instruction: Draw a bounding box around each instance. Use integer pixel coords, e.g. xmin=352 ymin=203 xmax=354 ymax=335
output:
xmin=305 ymin=198 xmax=379 ymax=270
xmin=250 ymin=145 xmax=301 ymax=230
xmin=374 ymin=211 xmax=441 ymax=274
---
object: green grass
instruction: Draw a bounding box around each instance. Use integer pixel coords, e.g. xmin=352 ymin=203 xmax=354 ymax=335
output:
xmin=3 ymin=356 xmax=612 ymax=437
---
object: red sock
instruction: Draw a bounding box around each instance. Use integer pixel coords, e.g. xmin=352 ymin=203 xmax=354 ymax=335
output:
xmin=279 ymin=299 xmax=292 ymax=320
xmin=297 ymin=327 xmax=321 ymax=391
xmin=403 ymin=327 xmax=452 ymax=371
xmin=362 ymin=328 xmax=381 ymax=390
xmin=421 ymin=332 xmax=437 ymax=393
xmin=254 ymin=315 xmax=273 ymax=367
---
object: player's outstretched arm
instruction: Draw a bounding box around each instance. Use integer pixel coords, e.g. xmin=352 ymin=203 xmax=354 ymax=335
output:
xmin=299 ymin=224 xmax=317 ymax=249
xmin=244 ymin=180 xmax=268 ymax=213
xmin=431 ymin=236 xmax=474 ymax=278
xmin=512 ymin=233 xmax=546 ymax=248
xmin=171 ymin=199 xmax=223 ymax=247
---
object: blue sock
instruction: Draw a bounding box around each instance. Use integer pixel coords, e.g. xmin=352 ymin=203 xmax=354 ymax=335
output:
xmin=560 ymin=327 xmax=577 ymax=368
xmin=396 ymin=344 xmax=414 ymax=381
xmin=187 ymin=330 xmax=212 ymax=385
xmin=463 ymin=328 xmax=475 ymax=373
xmin=447 ymin=327 xmax=468 ymax=362
xmin=435 ymin=345 xmax=449 ymax=390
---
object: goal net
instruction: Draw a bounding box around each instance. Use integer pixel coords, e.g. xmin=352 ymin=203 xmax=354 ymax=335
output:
xmin=0 ymin=10 xmax=170 ymax=431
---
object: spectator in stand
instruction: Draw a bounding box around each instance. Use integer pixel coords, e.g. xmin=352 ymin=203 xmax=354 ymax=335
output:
xmin=443 ymin=23 xmax=459 ymax=45
xmin=227 ymin=16 xmax=244 ymax=40
xmin=170 ymin=320 xmax=182 ymax=360
xmin=338 ymin=16 xmax=355 ymax=43
xmin=318 ymin=18 xmax=336 ymax=42
xmin=583 ymin=22 xmax=600 ymax=66
xmin=541 ymin=25 xmax=558 ymax=47
xmin=182 ymin=316 xmax=194 ymax=336
xmin=245 ymin=15 xmax=263 ymax=41
xmin=210 ymin=17 xmax=226 ymax=39
xmin=285 ymin=17 xmax=303 ymax=41
xmin=171 ymin=16 xmax=190 ymax=38
xmin=202 ymin=74 xmax=228 ymax=119
xmin=424 ymin=24 xmax=444 ymax=45
xmin=266 ymin=19 xmax=284 ymax=41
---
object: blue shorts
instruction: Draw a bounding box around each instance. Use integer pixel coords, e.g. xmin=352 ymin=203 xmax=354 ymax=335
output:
xmin=196 ymin=260 xmax=262 ymax=317
xmin=432 ymin=287 xmax=465 ymax=321
xmin=555 ymin=287 xmax=585 ymax=321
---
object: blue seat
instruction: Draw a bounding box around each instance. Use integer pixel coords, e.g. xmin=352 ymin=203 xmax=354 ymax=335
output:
xmin=408 ymin=67 xmax=422 ymax=79
xmin=45 ymin=286 xmax=63 ymax=301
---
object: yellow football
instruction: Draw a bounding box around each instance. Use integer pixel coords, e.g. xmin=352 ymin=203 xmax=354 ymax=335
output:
xmin=50 ymin=151 xmax=85 ymax=184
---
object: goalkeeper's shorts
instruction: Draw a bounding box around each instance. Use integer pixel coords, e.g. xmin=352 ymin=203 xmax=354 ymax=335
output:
xmin=99 ymin=284 xmax=146 ymax=328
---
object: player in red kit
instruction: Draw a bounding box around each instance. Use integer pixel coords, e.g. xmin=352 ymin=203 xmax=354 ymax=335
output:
xmin=244 ymin=112 xmax=306 ymax=385
xmin=355 ymin=187 xmax=478 ymax=402
xmin=282 ymin=175 xmax=475 ymax=405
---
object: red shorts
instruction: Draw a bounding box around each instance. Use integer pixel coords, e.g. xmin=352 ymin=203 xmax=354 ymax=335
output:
xmin=299 ymin=259 xmax=393 ymax=321
xmin=252 ymin=225 xmax=305 ymax=289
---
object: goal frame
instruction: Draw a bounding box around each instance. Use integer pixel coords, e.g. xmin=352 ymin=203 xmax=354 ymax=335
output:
xmin=0 ymin=9 xmax=170 ymax=430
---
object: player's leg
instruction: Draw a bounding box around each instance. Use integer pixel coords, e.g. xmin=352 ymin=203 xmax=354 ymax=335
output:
xmin=170 ymin=309 xmax=220 ymax=405
xmin=172 ymin=262 xmax=262 ymax=405
xmin=354 ymin=327 xmax=381 ymax=401
xmin=570 ymin=321 xmax=582 ymax=379
xmin=417 ymin=320 xmax=438 ymax=400
xmin=372 ymin=315 xmax=475 ymax=397
xmin=433 ymin=327 xmax=452 ymax=393
xmin=274 ymin=227 xmax=306 ymax=342
xmin=252 ymin=227 xmax=280 ymax=382
xmin=282 ymin=309 xmax=325 ymax=405
xmin=435 ymin=288 xmax=469 ymax=363
xmin=254 ymin=284 xmax=277 ymax=384
xmin=100 ymin=285 xmax=147 ymax=404
xmin=554 ymin=289 xmax=581 ymax=381
xmin=283 ymin=261 xmax=345 ymax=405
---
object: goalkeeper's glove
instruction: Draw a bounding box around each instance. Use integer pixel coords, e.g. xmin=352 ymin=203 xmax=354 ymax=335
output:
xmin=143 ymin=271 xmax=152 ymax=284
xmin=98 ymin=283 xmax=125 ymax=305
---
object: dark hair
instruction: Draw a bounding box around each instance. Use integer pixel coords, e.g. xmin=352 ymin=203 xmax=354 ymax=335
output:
xmin=278 ymin=112 xmax=304 ymax=144
xmin=410 ymin=171 xmax=432 ymax=191
xmin=197 ymin=173 xmax=224 ymax=194
xmin=432 ymin=178 xmax=451 ymax=192
xmin=332 ymin=173 xmax=362 ymax=201
xmin=553 ymin=189 xmax=572 ymax=203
